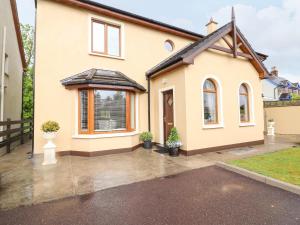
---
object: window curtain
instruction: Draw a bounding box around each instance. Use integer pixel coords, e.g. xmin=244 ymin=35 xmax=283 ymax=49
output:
xmin=94 ymin=90 xmax=126 ymax=131
xmin=204 ymin=92 xmax=217 ymax=124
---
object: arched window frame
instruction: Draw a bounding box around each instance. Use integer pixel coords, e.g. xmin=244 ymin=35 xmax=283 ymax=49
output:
xmin=238 ymin=81 xmax=255 ymax=126
xmin=201 ymin=76 xmax=224 ymax=129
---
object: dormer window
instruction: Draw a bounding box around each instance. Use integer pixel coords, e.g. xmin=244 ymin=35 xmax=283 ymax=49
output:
xmin=91 ymin=19 xmax=121 ymax=57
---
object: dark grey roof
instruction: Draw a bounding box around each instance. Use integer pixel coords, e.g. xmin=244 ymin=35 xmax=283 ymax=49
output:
xmin=61 ymin=68 xmax=146 ymax=92
xmin=147 ymin=23 xmax=233 ymax=77
xmin=147 ymin=22 xmax=268 ymax=77
xmin=79 ymin=0 xmax=203 ymax=39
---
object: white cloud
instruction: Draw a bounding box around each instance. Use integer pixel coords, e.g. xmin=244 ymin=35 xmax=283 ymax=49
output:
xmin=212 ymin=0 xmax=300 ymax=82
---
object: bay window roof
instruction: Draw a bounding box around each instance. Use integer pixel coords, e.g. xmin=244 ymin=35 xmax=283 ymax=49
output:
xmin=61 ymin=68 xmax=146 ymax=92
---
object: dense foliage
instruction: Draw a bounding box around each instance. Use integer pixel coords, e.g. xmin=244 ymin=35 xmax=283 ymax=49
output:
xmin=291 ymin=93 xmax=300 ymax=101
xmin=139 ymin=132 xmax=153 ymax=142
xmin=166 ymin=127 xmax=182 ymax=148
xmin=41 ymin=121 xmax=60 ymax=133
xmin=20 ymin=24 xmax=34 ymax=119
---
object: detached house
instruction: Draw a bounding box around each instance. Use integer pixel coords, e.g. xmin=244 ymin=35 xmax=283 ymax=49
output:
xmin=262 ymin=66 xmax=300 ymax=101
xmin=0 ymin=0 xmax=26 ymax=122
xmin=35 ymin=0 xmax=268 ymax=156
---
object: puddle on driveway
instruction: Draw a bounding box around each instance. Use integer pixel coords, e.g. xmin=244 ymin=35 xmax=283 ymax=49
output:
xmin=229 ymin=147 xmax=257 ymax=155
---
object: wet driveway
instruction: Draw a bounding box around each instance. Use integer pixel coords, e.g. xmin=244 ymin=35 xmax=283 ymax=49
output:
xmin=0 ymin=135 xmax=299 ymax=210
xmin=1 ymin=166 xmax=300 ymax=225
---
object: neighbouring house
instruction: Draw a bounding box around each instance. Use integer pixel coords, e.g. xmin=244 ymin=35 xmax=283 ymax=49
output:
xmin=0 ymin=0 xmax=26 ymax=122
xmin=262 ymin=66 xmax=300 ymax=101
xmin=35 ymin=0 xmax=269 ymax=156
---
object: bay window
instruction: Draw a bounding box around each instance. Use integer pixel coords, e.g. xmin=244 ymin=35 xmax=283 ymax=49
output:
xmin=79 ymin=89 xmax=135 ymax=134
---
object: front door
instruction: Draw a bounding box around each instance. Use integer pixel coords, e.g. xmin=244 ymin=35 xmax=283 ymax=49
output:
xmin=163 ymin=90 xmax=174 ymax=143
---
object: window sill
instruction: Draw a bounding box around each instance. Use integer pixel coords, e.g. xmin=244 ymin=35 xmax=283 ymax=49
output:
xmin=72 ymin=131 xmax=139 ymax=139
xmin=203 ymin=124 xmax=224 ymax=129
xmin=89 ymin=52 xmax=125 ymax=60
xmin=239 ymin=123 xmax=256 ymax=127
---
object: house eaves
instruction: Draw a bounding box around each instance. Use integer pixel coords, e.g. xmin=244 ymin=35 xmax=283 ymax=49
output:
xmin=10 ymin=0 xmax=27 ymax=70
xmin=147 ymin=22 xmax=268 ymax=79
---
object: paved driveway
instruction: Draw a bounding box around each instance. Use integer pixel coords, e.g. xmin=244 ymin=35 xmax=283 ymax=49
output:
xmin=1 ymin=166 xmax=300 ymax=225
xmin=1 ymin=135 xmax=300 ymax=210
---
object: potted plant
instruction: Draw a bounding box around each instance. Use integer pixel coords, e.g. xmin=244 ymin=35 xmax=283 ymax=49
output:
xmin=166 ymin=127 xmax=182 ymax=157
xmin=41 ymin=121 xmax=60 ymax=165
xmin=140 ymin=132 xmax=153 ymax=149
xmin=267 ymin=119 xmax=275 ymax=136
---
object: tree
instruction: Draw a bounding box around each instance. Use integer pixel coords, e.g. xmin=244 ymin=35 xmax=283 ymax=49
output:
xmin=20 ymin=24 xmax=34 ymax=119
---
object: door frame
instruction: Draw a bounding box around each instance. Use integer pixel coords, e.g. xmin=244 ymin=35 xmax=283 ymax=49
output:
xmin=159 ymin=86 xmax=176 ymax=145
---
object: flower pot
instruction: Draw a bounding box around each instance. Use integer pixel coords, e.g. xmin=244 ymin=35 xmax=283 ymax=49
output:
xmin=168 ymin=147 xmax=179 ymax=157
xmin=42 ymin=132 xmax=57 ymax=165
xmin=143 ymin=141 xmax=153 ymax=149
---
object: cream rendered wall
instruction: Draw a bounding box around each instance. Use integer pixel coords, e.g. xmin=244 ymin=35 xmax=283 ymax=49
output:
xmin=0 ymin=0 xmax=23 ymax=121
xmin=184 ymin=49 xmax=264 ymax=150
xmin=151 ymin=67 xmax=187 ymax=150
xmin=34 ymin=0 xmax=193 ymax=153
xmin=150 ymin=37 xmax=264 ymax=151
xmin=265 ymin=106 xmax=300 ymax=134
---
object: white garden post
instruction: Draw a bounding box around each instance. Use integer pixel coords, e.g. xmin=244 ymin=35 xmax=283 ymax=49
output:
xmin=42 ymin=132 xmax=57 ymax=165
xmin=267 ymin=121 xmax=275 ymax=136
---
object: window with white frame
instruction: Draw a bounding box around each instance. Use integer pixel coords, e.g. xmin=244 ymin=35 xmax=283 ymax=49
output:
xmin=91 ymin=19 xmax=121 ymax=57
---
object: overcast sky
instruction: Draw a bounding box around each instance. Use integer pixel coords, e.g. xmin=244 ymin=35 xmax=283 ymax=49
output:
xmin=16 ymin=0 xmax=300 ymax=82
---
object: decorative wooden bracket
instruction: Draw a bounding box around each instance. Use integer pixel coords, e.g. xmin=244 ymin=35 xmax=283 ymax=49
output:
xmin=222 ymin=37 xmax=233 ymax=50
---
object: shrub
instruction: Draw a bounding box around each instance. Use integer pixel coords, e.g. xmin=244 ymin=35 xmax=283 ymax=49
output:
xmin=166 ymin=127 xmax=182 ymax=148
xmin=140 ymin=132 xmax=153 ymax=142
xmin=291 ymin=93 xmax=300 ymax=101
xmin=41 ymin=121 xmax=60 ymax=133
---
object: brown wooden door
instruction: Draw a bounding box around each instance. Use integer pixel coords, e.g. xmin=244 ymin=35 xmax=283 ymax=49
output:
xmin=163 ymin=90 xmax=174 ymax=143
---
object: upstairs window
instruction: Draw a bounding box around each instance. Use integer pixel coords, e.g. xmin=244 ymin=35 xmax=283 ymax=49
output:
xmin=91 ymin=19 xmax=121 ymax=57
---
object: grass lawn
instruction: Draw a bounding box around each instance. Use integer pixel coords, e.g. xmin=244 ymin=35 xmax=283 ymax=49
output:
xmin=230 ymin=148 xmax=300 ymax=186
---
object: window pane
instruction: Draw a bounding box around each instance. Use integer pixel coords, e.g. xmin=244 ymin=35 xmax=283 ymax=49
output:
xmin=107 ymin=25 xmax=120 ymax=56
xmin=80 ymin=90 xmax=88 ymax=130
xmin=204 ymin=92 xmax=217 ymax=124
xmin=92 ymin=22 xmax=105 ymax=53
xmin=240 ymin=95 xmax=249 ymax=122
xmin=130 ymin=94 xmax=135 ymax=129
xmin=239 ymin=84 xmax=247 ymax=94
xmin=204 ymin=79 xmax=216 ymax=91
xmin=94 ymin=90 xmax=126 ymax=131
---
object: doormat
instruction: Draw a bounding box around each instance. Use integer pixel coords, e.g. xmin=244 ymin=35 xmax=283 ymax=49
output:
xmin=154 ymin=144 xmax=169 ymax=154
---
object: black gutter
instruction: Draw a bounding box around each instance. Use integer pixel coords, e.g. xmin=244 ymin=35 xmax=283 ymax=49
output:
xmin=147 ymin=77 xmax=151 ymax=132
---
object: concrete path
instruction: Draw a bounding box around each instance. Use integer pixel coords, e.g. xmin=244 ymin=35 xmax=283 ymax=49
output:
xmin=1 ymin=166 xmax=300 ymax=225
xmin=0 ymin=135 xmax=299 ymax=210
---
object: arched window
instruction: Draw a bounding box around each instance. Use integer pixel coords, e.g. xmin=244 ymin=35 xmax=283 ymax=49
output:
xmin=239 ymin=84 xmax=250 ymax=122
xmin=203 ymin=79 xmax=218 ymax=124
